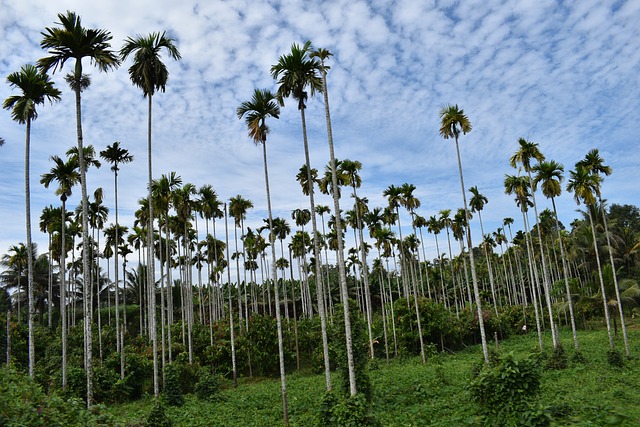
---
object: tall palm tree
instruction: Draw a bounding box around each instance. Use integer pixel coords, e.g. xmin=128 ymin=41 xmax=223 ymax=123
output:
xmin=567 ymin=164 xmax=615 ymax=350
xmin=504 ymin=174 xmax=544 ymax=349
xmin=532 ymin=160 xmax=579 ymax=350
xmin=228 ymin=195 xmax=253 ymax=329
xmin=309 ymin=45 xmax=350 ymax=325
xmin=41 ymin=154 xmax=80 ymax=390
xmin=4 ymin=63 xmax=61 ymax=378
xmin=38 ymin=12 xmax=120 ymax=404
xmin=271 ymin=40 xmax=354 ymax=394
xmin=577 ymin=149 xmax=629 ymax=355
xmin=510 ymin=138 xmax=558 ymax=349
xmin=340 ymin=159 xmax=375 ymax=358
xmin=100 ymin=141 xmax=133 ymax=358
xmin=237 ymin=88 xmax=291 ymax=424
xmin=469 ymin=186 xmax=499 ymax=316
xmin=438 ymin=104 xmax=488 ymax=363
xmin=120 ymin=31 xmax=180 ymax=397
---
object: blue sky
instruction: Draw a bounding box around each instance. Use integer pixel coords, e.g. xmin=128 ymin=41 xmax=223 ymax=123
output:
xmin=1 ymin=0 xmax=639 ymax=278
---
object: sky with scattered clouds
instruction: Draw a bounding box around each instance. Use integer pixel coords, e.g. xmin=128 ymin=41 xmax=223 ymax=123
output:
xmin=1 ymin=0 xmax=639 ymax=277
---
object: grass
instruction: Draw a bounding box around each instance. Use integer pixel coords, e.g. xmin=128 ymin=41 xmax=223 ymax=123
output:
xmin=108 ymin=325 xmax=640 ymax=426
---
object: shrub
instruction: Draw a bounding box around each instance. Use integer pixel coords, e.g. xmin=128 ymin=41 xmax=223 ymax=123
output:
xmin=163 ymin=363 xmax=184 ymax=407
xmin=469 ymin=351 xmax=545 ymax=425
xmin=607 ymin=349 xmax=625 ymax=368
xmin=195 ymin=367 xmax=221 ymax=401
xmin=317 ymin=391 xmax=380 ymax=427
xmin=147 ymin=399 xmax=173 ymax=427
xmin=545 ymin=345 xmax=568 ymax=370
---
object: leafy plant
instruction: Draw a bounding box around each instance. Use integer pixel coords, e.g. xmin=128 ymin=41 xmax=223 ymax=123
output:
xmin=162 ymin=363 xmax=184 ymax=407
xmin=147 ymin=399 xmax=173 ymax=427
xmin=469 ymin=351 xmax=545 ymax=425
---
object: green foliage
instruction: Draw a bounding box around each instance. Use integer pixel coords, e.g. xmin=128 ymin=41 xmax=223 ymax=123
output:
xmin=195 ymin=367 xmax=221 ymax=401
xmin=607 ymin=349 xmax=625 ymax=368
xmin=147 ymin=399 xmax=173 ymax=427
xmin=469 ymin=351 xmax=544 ymax=425
xmin=317 ymin=391 xmax=379 ymax=427
xmin=331 ymin=299 xmax=372 ymax=402
xmin=65 ymin=366 xmax=87 ymax=401
xmin=0 ymin=366 xmax=113 ymax=426
xmin=163 ymin=363 xmax=184 ymax=407
xmin=545 ymin=344 xmax=568 ymax=370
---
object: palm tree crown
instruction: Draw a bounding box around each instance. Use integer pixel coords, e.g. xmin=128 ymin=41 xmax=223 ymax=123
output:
xmin=4 ymin=64 xmax=61 ymax=123
xmin=119 ymin=31 xmax=181 ymax=97
xmin=236 ymin=88 xmax=280 ymax=144
xmin=439 ymin=104 xmax=472 ymax=140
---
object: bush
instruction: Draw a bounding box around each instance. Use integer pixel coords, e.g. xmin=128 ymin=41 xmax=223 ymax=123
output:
xmin=0 ymin=366 xmax=113 ymax=426
xmin=607 ymin=349 xmax=625 ymax=368
xmin=147 ymin=399 xmax=173 ymax=427
xmin=545 ymin=345 xmax=568 ymax=370
xmin=195 ymin=367 xmax=221 ymax=401
xmin=469 ymin=351 xmax=545 ymax=425
xmin=317 ymin=391 xmax=380 ymax=427
xmin=163 ymin=363 xmax=184 ymax=407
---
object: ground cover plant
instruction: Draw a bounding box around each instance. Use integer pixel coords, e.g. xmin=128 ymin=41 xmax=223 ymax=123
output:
xmin=98 ymin=326 xmax=639 ymax=426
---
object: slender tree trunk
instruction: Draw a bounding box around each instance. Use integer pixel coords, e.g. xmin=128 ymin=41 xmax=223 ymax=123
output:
xmin=522 ymin=210 xmax=543 ymax=350
xmin=24 ymin=118 xmax=35 ymax=379
xmin=146 ymin=94 xmax=159 ymax=397
xmin=551 ymin=197 xmax=579 ymax=350
xmin=454 ymin=137 xmax=488 ymax=363
xmin=224 ymin=205 xmax=238 ymax=387
xmin=599 ymin=197 xmax=629 ymax=355
xmin=261 ymin=140 xmax=289 ymax=424
xmin=319 ymin=62 xmax=355 ymax=395
xmin=299 ymin=106 xmax=332 ymax=391
xmin=72 ymin=80 xmax=94 ymax=406
xmin=60 ymin=198 xmax=68 ymax=390
xmin=528 ymin=171 xmax=558 ymax=348
xmin=587 ymin=209 xmax=614 ymax=349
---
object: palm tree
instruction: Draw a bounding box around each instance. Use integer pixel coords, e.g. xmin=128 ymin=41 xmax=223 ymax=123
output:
xmin=532 ymin=160 xmax=579 ymax=350
xmin=100 ymin=141 xmax=133 ymax=359
xmin=510 ymin=138 xmax=558 ymax=349
xmin=577 ymin=149 xmax=629 ymax=355
xmin=38 ymin=12 xmax=120 ymax=404
xmin=228 ymin=195 xmax=253 ymax=329
xmin=271 ymin=40 xmax=353 ymax=395
xmin=504 ymin=174 xmax=544 ymax=349
xmin=469 ymin=186 xmax=499 ymax=316
xmin=438 ymin=104 xmax=488 ymax=363
xmin=120 ymin=31 xmax=180 ymax=397
xmin=340 ymin=159 xmax=375 ymax=358
xmin=41 ymin=154 xmax=80 ymax=390
xmin=567 ymin=165 xmax=615 ymax=350
xmin=309 ymin=45 xmax=349 ymax=324
xmin=4 ymin=63 xmax=61 ymax=378
xmin=237 ymin=87 xmax=291 ymax=423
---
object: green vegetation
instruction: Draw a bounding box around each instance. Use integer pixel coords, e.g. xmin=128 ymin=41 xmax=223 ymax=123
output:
xmin=2 ymin=326 xmax=638 ymax=426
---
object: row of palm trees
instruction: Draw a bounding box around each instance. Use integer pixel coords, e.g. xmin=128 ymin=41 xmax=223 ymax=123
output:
xmin=3 ymin=11 xmax=637 ymax=424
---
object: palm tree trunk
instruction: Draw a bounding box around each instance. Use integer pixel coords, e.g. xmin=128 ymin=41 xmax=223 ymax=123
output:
xmin=528 ymin=172 xmax=558 ymax=348
xmin=551 ymin=197 xmax=579 ymax=350
xmin=72 ymin=81 xmax=94 ymax=406
xmin=454 ymin=137 xmax=488 ymax=363
xmin=522 ymin=210 xmax=544 ymax=349
xmin=24 ymin=118 xmax=35 ymax=379
xmin=299 ymin=106 xmax=333 ymax=392
xmin=261 ymin=140 xmax=289 ymax=425
xmin=598 ymin=196 xmax=629 ymax=355
xmin=587 ymin=209 xmax=614 ymax=349
xmin=319 ymin=64 xmax=354 ymax=395
xmin=146 ymin=93 xmax=159 ymax=397
xmin=224 ymin=205 xmax=238 ymax=387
